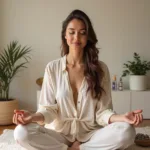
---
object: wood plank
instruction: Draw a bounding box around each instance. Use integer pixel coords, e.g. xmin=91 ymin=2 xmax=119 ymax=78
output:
xmin=0 ymin=124 xmax=16 ymax=134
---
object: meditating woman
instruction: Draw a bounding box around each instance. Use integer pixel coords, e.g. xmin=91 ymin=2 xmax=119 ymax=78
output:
xmin=13 ymin=9 xmax=143 ymax=150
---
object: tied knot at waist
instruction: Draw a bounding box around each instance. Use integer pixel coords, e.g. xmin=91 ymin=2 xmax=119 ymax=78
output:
xmin=62 ymin=117 xmax=88 ymax=135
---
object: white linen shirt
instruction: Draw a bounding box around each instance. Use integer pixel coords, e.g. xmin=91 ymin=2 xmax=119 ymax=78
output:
xmin=37 ymin=55 xmax=115 ymax=142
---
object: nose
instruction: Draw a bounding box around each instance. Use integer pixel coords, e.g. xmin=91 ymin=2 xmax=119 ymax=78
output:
xmin=74 ymin=33 xmax=80 ymax=41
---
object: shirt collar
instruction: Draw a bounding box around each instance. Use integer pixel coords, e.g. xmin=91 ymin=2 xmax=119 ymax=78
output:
xmin=61 ymin=55 xmax=67 ymax=72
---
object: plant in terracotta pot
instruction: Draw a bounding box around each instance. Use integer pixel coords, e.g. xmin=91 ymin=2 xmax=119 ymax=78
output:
xmin=122 ymin=53 xmax=150 ymax=91
xmin=0 ymin=41 xmax=31 ymax=125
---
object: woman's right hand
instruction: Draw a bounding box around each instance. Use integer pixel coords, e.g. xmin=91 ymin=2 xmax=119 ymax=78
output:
xmin=13 ymin=110 xmax=33 ymax=125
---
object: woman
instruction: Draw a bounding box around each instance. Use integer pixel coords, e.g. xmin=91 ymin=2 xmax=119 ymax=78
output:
xmin=13 ymin=9 xmax=143 ymax=150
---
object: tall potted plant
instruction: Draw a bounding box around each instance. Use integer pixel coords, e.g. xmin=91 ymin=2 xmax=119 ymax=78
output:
xmin=122 ymin=53 xmax=150 ymax=91
xmin=0 ymin=41 xmax=31 ymax=125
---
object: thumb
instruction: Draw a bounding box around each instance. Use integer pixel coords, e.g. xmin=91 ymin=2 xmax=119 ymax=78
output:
xmin=133 ymin=109 xmax=143 ymax=114
xmin=125 ymin=118 xmax=135 ymax=124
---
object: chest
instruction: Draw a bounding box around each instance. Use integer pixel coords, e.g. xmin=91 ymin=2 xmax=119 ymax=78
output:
xmin=66 ymin=66 xmax=84 ymax=93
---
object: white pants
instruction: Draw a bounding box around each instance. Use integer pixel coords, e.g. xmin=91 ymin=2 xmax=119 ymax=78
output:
xmin=14 ymin=122 xmax=136 ymax=150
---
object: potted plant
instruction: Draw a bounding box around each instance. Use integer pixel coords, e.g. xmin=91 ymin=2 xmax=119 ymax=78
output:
xmin=0 ymin=41 xmax=31 ymax=125
xmin=122 ymin=53 xmax=150 ymax=91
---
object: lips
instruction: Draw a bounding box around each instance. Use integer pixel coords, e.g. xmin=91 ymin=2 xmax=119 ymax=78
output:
xmin=73 ymin=42 xmax=81 ymax=45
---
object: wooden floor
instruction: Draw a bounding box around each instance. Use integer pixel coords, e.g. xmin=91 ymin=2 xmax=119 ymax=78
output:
xmin=0 ymin=120 xmax=150 ymax=135
xmin=0 ymin=124 xmax=16 ymax=134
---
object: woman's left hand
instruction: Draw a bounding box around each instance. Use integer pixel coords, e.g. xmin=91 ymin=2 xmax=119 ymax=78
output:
xmin=123 ymin=109 xmax=143 ymax=126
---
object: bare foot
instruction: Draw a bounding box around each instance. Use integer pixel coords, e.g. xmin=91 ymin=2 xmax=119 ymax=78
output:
xmin=68 ymin=141 xmax=80 ymax=150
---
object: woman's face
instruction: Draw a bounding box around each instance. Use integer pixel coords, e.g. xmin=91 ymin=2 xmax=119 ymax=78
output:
xmin=65 ymin=19 xmax=88 ymax=52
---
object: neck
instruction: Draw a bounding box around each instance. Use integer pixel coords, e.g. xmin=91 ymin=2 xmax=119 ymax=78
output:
xmin=67 ymin=50 xmax=84 ymax=66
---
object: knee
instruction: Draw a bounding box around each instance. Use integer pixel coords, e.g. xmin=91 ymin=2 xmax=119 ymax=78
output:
xmin=117 ymin=122 xmax=136 ymax=148
xmin=14 ymin=124 xmax=29 ymax=144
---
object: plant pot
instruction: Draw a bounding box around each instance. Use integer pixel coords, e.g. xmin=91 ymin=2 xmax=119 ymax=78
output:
xmin=0 ymin=99 xmax=18 ymax=125
xmin=129 ymin=75 xmax=147 ymax=91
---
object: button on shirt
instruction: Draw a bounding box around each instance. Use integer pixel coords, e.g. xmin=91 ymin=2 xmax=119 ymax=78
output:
xmin=37 ymin=55 xmax=115 ymax=142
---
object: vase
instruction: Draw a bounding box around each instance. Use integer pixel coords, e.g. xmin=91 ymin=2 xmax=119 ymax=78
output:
xmin=129 ymin=75 xmax=147 ymax=91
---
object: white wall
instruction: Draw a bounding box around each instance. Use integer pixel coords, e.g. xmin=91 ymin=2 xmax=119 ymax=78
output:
xmin=0 ymin=0 xmax=150 ymax=111
xmin=0 ymin=1 xmax=3 ymax=48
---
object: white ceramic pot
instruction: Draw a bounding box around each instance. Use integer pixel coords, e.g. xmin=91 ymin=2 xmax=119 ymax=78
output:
xmin=129 ymin=75 xmax=147 ymax=91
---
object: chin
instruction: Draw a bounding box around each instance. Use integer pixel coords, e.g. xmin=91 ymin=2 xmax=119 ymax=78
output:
xmin=73 ymin=47 xmax=83 ymax=51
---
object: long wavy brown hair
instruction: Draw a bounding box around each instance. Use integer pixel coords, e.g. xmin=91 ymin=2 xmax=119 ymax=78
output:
xmin=61 ymin=9 xmax=105 ymax=100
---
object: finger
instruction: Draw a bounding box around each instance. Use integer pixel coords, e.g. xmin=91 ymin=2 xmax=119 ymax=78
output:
xmin=22 ymin=111 xmax=28 ymax=117
xmin=124 ymin=115 xmax=135 ymax=124
xmin=18 ymin=115 xmax=26 ymax=124
xmin=137 ymin=114 xmax=140 ymax=126
xmin=17 ymin=118 xmax=23 ymax=125
xmin=135 ymin=113 xmax=142 ymax=126
xmin=14 ymin=114 xmax=18 ymax=125
xmin=125 ymin=118 xmax=134 ymax=124
xmin=13 ymin=112 xmax=20 ymax=125
xmin=139 ymin=113 xmax=143 ymax=123
xmin=21 ymin=117 xmax=29 ymax=125
xmin=15 ymin=110 xmax=25 ymax=115
xmin=12 ymin=114 xmax=16 ymax=124
xmin=133 ymin=109 xmax=143 ymax=114
xmin=15 ymin=114 xmax=23 ymax=125
xmin=134 ymin=114 xmax=140 ymax=126
xmin=16 ymin=110 xmax=24 ymax=114
xmin=131 ymin=114 xmax=137 ymax=125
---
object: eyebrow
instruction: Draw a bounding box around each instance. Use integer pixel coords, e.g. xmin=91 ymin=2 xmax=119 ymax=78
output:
xmin=68 ymin=28 xmax=86 ymax=31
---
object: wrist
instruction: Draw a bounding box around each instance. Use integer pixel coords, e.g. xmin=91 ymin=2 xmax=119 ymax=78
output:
xmin=31 ymin=114 xmax=36 ymax=123
xmin=109 ymin=114 xmax=125 ymax=123
xmin=31 ymin=113 xmax=45 ymax=125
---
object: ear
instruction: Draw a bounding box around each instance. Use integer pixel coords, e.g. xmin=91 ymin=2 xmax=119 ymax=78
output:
xmin=65 ymin=35 xmax=67 ymax=39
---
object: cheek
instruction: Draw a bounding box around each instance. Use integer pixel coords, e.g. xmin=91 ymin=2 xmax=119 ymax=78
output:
xmin=82 ymin=38 xmax=88 ymax=46
xmin=65 ymin=35 xmax=73 ymax=45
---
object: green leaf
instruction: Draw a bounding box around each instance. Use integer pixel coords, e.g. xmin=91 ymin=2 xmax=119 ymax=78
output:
xmin=0 ymin=41 xmax=31 ymax=100
xmin=122 ymin=53 xmax=150 ymax=76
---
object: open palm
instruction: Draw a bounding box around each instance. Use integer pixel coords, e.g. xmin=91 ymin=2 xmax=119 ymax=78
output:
xmin=123 ymin=109 xmax=143 ymax=126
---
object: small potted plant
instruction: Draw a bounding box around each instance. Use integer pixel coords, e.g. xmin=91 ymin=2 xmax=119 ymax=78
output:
xmin=122 ymin=53 xmax=150 ymax=91
xmin=0 ymin=41 xmax=31 ymax=125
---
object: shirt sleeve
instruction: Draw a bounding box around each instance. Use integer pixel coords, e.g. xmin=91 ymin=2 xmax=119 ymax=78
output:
xmin=36 ymin=63 xmax=58 ymax=124
xmin=96 ymin=62 xmax=116 ymax=126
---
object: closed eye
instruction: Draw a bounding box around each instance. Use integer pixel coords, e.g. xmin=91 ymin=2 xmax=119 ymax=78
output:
xmin=69 ymin=32 xmax=75 ymax=34
xmin=80 ymin=31 xmax=86 ymax=35
xmin=69 ymin=31 xmax=86 ymax=35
